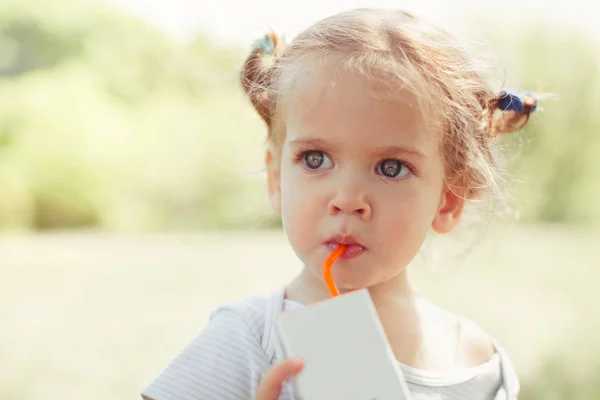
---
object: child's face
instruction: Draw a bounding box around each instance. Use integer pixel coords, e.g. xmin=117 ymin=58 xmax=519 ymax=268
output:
xmin=267 ymin=72 xmax=464 ymax=290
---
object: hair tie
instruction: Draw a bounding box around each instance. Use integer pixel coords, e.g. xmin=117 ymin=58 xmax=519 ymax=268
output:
xmin=497 ymin=90 xmax=538 ymax=113
xmin=252 ymin=34 xmax=276 ymax=55
xmin=524 ymin=92 xmax=538 ymax=112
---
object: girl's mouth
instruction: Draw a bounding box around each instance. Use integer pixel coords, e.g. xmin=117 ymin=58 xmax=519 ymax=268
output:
xmin=325 ymin=235 xmax=365 ymax=259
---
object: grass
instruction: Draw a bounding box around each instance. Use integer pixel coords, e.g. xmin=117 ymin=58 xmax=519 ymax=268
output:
xmin=0 ymin=223 xmax=598 ymax=399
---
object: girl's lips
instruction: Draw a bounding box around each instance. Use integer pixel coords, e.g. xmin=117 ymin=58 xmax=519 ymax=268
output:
xmin=325 ymin=242 xmax=365 ymax=259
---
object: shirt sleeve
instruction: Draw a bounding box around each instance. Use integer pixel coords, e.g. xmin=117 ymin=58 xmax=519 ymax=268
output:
xmin=141 ymin=308 xmax=272 ymax=400
xmin=493 ymin=341 xmax=520 ymax=400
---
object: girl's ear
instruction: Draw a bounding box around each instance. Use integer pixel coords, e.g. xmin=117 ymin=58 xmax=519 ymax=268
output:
xmin=431 ymin=185 xmax=465 ymax=234
xmin=265 ymin=145 xmax=282 ymax=214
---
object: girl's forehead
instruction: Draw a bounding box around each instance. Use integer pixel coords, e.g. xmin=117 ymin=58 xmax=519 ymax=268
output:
xmin=283 ymin=70 xmax=441 ymax=150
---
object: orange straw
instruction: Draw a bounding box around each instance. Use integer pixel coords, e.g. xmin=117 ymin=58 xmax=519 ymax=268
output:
xmin=322 ymin=244 xmax=347 ymax=297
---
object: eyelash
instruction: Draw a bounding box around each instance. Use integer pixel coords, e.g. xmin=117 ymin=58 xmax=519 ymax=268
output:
xmin=375 ymin=158 xmax=416 ymax=177
xmin=293 ymin=149 xmax=313 ymax=164
xmin=293 ymin=149 xmax=416 ymax=177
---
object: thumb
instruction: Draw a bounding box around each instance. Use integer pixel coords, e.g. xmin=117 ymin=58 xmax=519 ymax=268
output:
xmin=256 ymin=358 xmax=304 ymax=400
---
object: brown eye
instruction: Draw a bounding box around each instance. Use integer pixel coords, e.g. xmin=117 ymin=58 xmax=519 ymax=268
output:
xmin=303 ymin=151 xmax=325 ymax=169
xmin=378 ymin=159 xmax=409 ymax=178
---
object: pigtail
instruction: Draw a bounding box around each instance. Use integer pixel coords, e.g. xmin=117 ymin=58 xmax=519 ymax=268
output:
xmin=240 ymin=32 xmax=285 ymax=128
xmin=489 ymin=90 xmax=538 ymax=136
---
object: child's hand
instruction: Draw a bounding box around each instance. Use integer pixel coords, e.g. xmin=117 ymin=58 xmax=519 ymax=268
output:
xmin=256 ymin=358 xmax=304 ymax=400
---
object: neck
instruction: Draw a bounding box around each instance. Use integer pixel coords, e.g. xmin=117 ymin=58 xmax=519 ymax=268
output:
xmin=285 ymin=266 xmax=416 ymax=310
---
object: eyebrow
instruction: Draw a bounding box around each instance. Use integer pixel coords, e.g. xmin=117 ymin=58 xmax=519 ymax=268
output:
xmin=372 ymin=144 xmax=428 ymax=159
xmin=289 ymin=138 xmax=428 ymax=159
xmin=289 ymin=138 xmax=329 ymax=148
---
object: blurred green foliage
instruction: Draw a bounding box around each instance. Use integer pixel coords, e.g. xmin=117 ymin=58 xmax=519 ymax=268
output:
xmin=0 ymin=0 xmax=599 ymax=232
xmin=485 ymin=23 xmax=600 ymax=224
xmin=0 ymin=0 xmax=274 ymax=231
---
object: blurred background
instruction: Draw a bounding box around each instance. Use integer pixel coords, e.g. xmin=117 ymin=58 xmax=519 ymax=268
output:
xmin=1 ymin=0 xmax=598 ymax=399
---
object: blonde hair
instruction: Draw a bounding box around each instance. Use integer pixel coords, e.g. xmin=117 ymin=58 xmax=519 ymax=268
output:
xmin=241 ymin=8 xmax=538 ymax=200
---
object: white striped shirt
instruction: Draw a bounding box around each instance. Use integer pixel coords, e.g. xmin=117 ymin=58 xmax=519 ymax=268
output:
xmin=141 ymin=287 xmax=519 ymax=400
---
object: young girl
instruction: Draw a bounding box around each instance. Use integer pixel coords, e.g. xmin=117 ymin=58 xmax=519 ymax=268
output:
xmin=142 ymin=8 xmax=538 ymax=400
